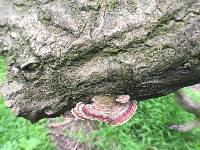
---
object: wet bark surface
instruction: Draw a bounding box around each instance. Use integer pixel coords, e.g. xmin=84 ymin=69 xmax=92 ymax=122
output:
xmin=0 ymin=0 xmax=200 ymax=122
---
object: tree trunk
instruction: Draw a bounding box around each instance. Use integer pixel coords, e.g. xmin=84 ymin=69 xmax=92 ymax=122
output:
xmin=0 ymin=0 xmax=200 ymax=122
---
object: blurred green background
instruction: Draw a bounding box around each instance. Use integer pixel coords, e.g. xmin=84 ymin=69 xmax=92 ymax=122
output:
xmin=0 ymin=56 xmax=200 ymax=150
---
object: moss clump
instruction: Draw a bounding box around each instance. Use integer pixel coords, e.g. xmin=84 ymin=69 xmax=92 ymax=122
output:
xmin=60 ymin=46 xmax=105 ymax=67
xmin=100 ymin=47 xmax=123 ymax=57
xmin=106 ymin=0 xmax=118 ymax=10
xmin=38 ymin=10 xmax=52 ymax=25
xmin=96 ymin=0 xmax=119 ymax=10
xmin=146 ymin=12 xmax=176 ymax=39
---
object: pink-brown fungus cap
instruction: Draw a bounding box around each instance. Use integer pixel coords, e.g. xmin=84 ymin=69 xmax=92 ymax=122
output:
xmin=71 ymin=95 xmax=137 ymax=126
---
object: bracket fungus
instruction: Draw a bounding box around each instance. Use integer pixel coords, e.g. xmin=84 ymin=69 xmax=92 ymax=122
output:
xmin=190 ymin=84 xmax=200 ymax=93
xmin=71 ymin=95 xmax=137 ymax=126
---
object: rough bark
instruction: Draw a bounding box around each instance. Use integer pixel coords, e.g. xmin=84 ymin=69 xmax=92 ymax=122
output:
xmin=0 ymin=0 xmax=200 ymax=122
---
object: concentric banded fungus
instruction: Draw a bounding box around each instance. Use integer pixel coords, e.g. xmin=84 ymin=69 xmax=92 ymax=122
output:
xmin=71 ymin=95 xmax=137 ymax=126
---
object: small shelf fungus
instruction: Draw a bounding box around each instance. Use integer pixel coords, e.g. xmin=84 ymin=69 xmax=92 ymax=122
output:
xmin=71 ymin=95 xmax=137 ymax=126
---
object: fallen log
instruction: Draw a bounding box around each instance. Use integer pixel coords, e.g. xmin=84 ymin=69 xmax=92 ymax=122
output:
xmin=0 ymin=0 xmax=200 ymax=122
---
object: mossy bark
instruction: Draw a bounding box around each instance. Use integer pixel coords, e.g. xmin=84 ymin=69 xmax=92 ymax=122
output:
xmin=1 ymin=0 xmax=200 ymax=122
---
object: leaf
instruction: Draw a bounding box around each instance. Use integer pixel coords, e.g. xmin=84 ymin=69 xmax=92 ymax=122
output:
xmin=0 ymin=126 xmax=7 ymax=133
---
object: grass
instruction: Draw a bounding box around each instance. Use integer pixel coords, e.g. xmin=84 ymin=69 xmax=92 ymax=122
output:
xmin=0 ymin=100 xmax=55 ymax=150
xmin=0 ymin=56 xmax=200 ymax=150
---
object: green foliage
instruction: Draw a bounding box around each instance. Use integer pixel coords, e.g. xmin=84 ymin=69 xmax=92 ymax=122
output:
xmin=0 ymin=99 xmax=55 ymax=150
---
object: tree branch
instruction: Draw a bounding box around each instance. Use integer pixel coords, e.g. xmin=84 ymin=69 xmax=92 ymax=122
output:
xmin=169 ymin=119 xmax=200 ymax=132
xmin=175 ymin=89 xmax=200 ymax=117
xmin=1 ymin=0 xmax=200 ymax=122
